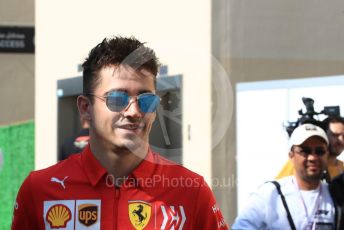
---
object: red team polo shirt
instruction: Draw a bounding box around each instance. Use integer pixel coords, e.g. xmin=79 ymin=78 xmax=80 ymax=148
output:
xmin=12 ymin=145 xmax=228 ymax=229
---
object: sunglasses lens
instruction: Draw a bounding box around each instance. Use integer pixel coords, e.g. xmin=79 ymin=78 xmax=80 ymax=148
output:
xmin=106 ymin=91 xmax=129 ymax=112
xmin=315 ymin=147 xmax=326 ymax=156
xmin=300 ymin=146 xmax=311 ymax=156
xmin=138 ymin=94 xmax=160 ymax=113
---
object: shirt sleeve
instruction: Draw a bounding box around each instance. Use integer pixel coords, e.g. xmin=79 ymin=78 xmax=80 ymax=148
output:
xmin=231 ymin=184 xmax=271 ymax=230
xmin=11 ymin=173 xmax=38 ymax=230
xmin=194 ymin=177 xmax=228 ymax=230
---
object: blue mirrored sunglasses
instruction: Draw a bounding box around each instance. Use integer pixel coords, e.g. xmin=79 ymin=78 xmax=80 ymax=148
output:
xmin=87 ymin=91 xmax=160 ymax=113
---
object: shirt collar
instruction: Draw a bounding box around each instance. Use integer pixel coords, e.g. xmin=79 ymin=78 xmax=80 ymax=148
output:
xmin=80 ymin=145 xmax=107 ymax=187
xmin=80 ymin=145 xmax=157 ymax=187
xmin=127 ymin=148 xmax=157 ymax=188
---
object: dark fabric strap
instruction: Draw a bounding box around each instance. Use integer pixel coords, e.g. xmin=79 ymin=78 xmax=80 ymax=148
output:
xmin=270 ymin=181 xmax=296 ymax=230
xmin=329 ymin=173 xmax=344 ymax=229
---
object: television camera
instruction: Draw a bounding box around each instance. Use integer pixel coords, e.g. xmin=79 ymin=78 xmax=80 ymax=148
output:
xmin=285 ymin=97 xmax=340 ymax=136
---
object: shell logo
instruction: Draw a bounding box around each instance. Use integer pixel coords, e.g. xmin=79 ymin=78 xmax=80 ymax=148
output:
xmin=46 ymin=204 xmax=72 ymax=228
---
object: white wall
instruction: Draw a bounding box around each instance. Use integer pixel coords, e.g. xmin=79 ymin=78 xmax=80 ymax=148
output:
xmin=35 ymin=0 xmax=212 ymax=182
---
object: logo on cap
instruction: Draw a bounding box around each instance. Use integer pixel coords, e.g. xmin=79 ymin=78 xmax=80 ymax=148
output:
xmin=78 ymin=203 xmax=98 ymax=226
xmin=46 ymin=204 xmax=72 ymax=228
xmin=304 ymin=124 xmax=317 ymax=131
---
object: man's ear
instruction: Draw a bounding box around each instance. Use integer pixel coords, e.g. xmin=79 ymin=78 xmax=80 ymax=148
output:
xmin=77 ymin=95 xmax=91 ymax=122
xmin=288 ymin=150 xmax=294 ymax=159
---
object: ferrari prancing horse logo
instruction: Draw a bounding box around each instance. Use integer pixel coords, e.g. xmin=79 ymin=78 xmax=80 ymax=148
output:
xmin=128 ymin=201 xmax=151 ymax=230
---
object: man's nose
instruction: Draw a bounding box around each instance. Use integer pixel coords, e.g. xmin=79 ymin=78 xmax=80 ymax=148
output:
xmin=306 ymin=152 xmax=322 ymax=160
xmin=122 ymin=98 xmax=142 ymax=118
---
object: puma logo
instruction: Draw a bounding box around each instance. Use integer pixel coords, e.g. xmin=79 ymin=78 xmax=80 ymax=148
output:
xmin=51 ymin=176 xmax=68 ymax=189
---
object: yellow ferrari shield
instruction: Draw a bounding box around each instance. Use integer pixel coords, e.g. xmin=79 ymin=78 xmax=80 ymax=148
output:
xmin=128 ymin=201 xmax=151 ymax=230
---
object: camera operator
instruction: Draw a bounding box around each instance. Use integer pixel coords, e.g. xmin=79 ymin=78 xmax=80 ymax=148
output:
xmin=324 ymin=116 xmax=344 ymax=177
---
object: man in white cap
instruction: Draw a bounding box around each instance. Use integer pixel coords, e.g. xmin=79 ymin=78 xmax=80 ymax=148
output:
xmin=232 ymin=123 xmax=340 ymax=229
xmin=276 ymin=116 xmax=344 ymax=181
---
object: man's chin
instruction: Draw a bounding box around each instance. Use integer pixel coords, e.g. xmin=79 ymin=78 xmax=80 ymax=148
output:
xmin=116 ymin=140 xmax=139 ymax=150
xmin=333 ymin=148 xmax=344 ymax=157
xmin=118 ymin=137 xmax=148 ymax=150
xmin=305 ymin=172 xmax=322 ymax=181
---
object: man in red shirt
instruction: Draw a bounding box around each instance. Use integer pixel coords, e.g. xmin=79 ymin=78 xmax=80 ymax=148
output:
xmin=12 ymin=36 xmax=228 ymax=230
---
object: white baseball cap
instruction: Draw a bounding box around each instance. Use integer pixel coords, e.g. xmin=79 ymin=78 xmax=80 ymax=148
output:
xmin=289 ymin=123 xmax=329 ymax=150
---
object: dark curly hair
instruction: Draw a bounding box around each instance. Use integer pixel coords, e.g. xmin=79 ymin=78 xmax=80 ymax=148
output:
xmin=323 ymin=116 xmax=344 ymax=131
xmin=82 ymin=36 xmax=160 ymax=95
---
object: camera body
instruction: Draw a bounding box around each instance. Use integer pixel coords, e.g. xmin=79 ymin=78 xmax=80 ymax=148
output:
xmin=285 ymin=97 xmax=340 ymax=136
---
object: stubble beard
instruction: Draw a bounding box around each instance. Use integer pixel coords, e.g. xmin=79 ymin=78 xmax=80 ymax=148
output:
xmin=302 ymin=168 xmax=323 ymax=184
xmin=331 ymin=146 xmax=344 ymax=158
xmin=115 ymin=131 xmax=150 ymax=157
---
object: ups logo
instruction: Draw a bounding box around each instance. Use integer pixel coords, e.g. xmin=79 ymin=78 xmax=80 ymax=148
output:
xmin=78 ymin=204 xmax=98 ymax=226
